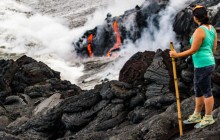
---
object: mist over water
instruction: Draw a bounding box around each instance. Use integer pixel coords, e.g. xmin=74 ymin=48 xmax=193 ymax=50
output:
xmin=0 ymin=0 xmax=193 ymax=89
xmin=0 ymin=0 xmax=145 ymax=88
xmin=0 ymin=0 xmax=82 ymax=84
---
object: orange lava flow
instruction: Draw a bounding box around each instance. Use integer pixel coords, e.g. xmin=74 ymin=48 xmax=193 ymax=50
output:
xmin=87 ymin=34 xmax=93 ymax=57
xmin=87 ymin=44 xmax=93 ymax=58
xmin=107 ymin=21 xmax=121 ymax=57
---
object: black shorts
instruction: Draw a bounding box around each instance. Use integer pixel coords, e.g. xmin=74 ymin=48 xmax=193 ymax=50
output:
xmin=194 ymin=65 xmax=215 ymax=98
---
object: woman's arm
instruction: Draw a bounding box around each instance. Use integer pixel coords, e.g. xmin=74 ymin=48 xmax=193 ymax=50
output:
xmin=170 ymin=28 xmax=205 ymax=58
xmin=213 ymin=30 xmax=217 ymax=54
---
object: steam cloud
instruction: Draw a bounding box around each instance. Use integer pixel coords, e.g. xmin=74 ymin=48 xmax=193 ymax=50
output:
xmin=101 ymin=0 xmax=196 ymax=82
xmin=0 ymin=0 xmax=144 ymax=87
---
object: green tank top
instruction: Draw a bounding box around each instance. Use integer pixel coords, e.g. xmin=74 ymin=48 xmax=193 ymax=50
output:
xmin=190 ymin=25 xmax=216 ymax=68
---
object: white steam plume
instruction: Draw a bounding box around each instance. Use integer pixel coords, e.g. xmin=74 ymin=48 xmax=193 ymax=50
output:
xmin=0 ymin=0 xmax=82 ymax=84
xmin=100 ymin=0 xmax=196 ymax=81
xmin=136 ymin=0 xmax=195 ymax=52
xmin=0 ymin=0 xmax=145 ymax=87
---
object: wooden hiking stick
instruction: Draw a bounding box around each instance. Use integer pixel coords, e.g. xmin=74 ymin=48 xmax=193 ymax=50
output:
xmin=170 ymin=42 xmax=183 ymax=137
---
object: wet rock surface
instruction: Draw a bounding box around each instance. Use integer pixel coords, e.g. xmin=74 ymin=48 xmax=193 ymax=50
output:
xmin=1 ymin=0 xmax=220 ymax=140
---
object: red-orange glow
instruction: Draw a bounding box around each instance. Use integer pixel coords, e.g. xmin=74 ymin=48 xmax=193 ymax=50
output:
xmin=87 ymin=34 xmax=93 ymax=57
xmin=107 ymin=21 xmax=121 ymax=57
xmin=87 ymin=44 xmax=93 ymax=58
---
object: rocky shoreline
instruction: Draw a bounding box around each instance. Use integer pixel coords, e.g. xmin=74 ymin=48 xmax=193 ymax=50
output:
xmin=0 ymin=0 xmax=220 ymax=140
xmin=0 ymin=48 xmax=220 ymax=140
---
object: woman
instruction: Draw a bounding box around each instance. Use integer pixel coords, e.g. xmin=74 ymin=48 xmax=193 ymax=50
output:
xmin=169 ymin=5 xmax=218 ymax=128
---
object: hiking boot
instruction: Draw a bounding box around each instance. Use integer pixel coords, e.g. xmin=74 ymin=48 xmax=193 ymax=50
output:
xmin=183 ymin=114 xmax=202 ymax=124
xmin=194 ymin=116 xmax=215 ymax=129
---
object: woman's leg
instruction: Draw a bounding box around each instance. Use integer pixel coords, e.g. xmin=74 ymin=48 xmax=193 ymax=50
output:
xmin=204 ymin=96 xmax=214 ymax=115
xmin=194 ymin=65 xmax=215 ymax=115
xmin=195 ymin=96 xmax=204 ymax=113
xmin=183 ymin=96 xmax=203 ymax=124
xmin=194 ymin=65 xmax=215 ymax=128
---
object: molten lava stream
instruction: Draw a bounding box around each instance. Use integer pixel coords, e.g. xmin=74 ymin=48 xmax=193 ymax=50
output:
xmin=87 ymin=44 xmax=93 ymax=58
xmin=87 ymin=34 xmax=93 ymax=58
xmin=107 ymin=21 xmax=121 ymax=57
